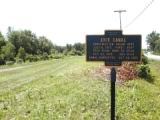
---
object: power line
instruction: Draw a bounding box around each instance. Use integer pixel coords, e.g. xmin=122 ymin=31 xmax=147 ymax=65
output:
xmin=124 ymin=0 xmax=155 ymax=29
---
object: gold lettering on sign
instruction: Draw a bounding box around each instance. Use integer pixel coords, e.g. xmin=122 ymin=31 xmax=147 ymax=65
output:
xmin=112 ymin=37 xmax=126 ymax=42
xmin=100 ymin=38 xmax=110 ymax=42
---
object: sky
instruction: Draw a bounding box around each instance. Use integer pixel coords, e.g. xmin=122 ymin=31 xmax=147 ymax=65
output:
xmin=0 ymin=0 xmax=159 ymax=48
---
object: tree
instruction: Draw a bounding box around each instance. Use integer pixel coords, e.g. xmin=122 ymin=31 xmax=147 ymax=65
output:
xmin=7 ymin=26 xmax=13 ymax=37
xmin=73 ymin=43 xmax=84 ymax=51
xmin=53 ymin=45 xmax=65 ymax=53
xmin=154 ymin=40 xmax=160 ymax=54
xmin=73 ymin=43 xmax=85 ymax=55
xmin=2 ymin=42 xmax=15 ymax=61
xmin=17 ymin=47 xmax=26 ymax=61
xmin=8 ymin=31 xmax=21 ymax=54
xmin=146 ymin=31 xmax=160 ymax=51
xmin=8 ymin=30 xmax=39 ymax=55
xmin=0 ymin=54 xmax=5 ymax=65
xmin=0 ymin=32 xmax=6 ymax=65
xmin=38 ymin=36 xmax=53 ymax=54
xmin=66 ymin=44 xmax=73 ymax=51
xmin=0 ymin=32 xmax=6 ymax=49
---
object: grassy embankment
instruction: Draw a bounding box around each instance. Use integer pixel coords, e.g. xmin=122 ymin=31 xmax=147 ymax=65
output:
xmin=0 ymin=56 xmax=160 ymax=120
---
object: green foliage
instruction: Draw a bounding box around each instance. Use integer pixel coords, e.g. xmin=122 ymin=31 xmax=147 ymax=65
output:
xmin=74 ymin=50 xmax=83 ymax=56
xmin=0 ymin=32 xmax=6 ymax=65
xmin=42 ymin=52 xmax=49 ymax=60
xmin=17 ymin=47 xmax=26 ymax=61
xmin=138 ymin=65 xmax=153 ymax=82
xmin=5 ymin=60 xmax=15 ymax=65
xmin=73 ymin=43 xmax=85 ymax=54
xmin=38 ymin=36 xmax=53 ymax=54
xmin=61 ymin=43 xmax=85 ymax=56
xmin=0 ymin=32 xmax=6 ymax=49
xmin=0 ymin=27 xmax=85 ymax=65
xmin=26 ymin=54 xmax=39 ymax=62
xmin=66 ymin=44 xmax=72 ymax=51
xmin=142 ymin=55 xmax=149 ymax=65
xmin=16 ymin=58 xmax=23 ymax=64
xmin=8 ymin=30 xmax=39 ymax=55
xmin=154 ymin=40 xmax=160 ymax=54
xmin=2 ymin=42 xmax=15 ymax=61
xmin=53 ymin=45 xmax=65 ymax=53
xmin=0 ymin=54 xmax=5 ymax=65
xmin=146 ymin=31 xmax=160 ymax=53
xmin=52 ymin=54 xmax=64 ymax=59
xmin=67 ymin=48 xmax=84 ymax=56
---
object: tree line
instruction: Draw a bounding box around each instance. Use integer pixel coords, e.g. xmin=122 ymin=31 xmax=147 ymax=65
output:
xmin=0 ymin=27 xmax=85 ymax=65
xmin=146 ymin=31 xmax=160 ymax=54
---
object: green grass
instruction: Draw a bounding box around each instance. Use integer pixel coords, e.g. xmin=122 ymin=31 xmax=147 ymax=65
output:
xmin=0 ymin=56 xmax=160 ymax=120
xmin=116 ymin=60 xmax=160 ymax=120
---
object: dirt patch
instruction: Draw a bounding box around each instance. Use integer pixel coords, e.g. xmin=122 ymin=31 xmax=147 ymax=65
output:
xmin=90 ymin=66 xmax=110 ymax=80
xmin=90 ymin=62 xmax=139 ymax=83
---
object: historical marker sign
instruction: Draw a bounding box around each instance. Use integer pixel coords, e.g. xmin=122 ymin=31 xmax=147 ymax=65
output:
xmin=86 ymin=30 xmax=141 ymax=120
xmin=86 ymin=30 xmax=141 ymax=66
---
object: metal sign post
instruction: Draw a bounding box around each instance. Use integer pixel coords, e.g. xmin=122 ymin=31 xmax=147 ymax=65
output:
xmin=111 ymin=67 xmax=116 ymax=120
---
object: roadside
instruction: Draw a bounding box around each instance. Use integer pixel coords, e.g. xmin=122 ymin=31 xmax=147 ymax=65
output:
xmin=145 ymin=52 xmax=160 ymax=61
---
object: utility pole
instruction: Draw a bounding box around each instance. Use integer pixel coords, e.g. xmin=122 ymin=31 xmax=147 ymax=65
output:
xmin=114 ymin=10 xmax=126 ymax=30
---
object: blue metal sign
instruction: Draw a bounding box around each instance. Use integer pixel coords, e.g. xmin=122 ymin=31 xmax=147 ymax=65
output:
xmin=86 ymin=30 xmax=141 ymax=66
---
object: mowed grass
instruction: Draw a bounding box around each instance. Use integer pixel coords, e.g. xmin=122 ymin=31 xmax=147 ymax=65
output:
xmin=0 ymin=56 xmax=160 ymax=120
xmin=0 ymin=56 xmax=110 ymax=120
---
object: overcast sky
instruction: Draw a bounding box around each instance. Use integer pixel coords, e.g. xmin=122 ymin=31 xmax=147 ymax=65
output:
xmin=0 ymin=0 xmax=159 ymax=48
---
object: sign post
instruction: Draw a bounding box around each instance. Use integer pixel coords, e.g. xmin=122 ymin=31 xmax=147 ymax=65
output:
xmin=111 ymin=67 xmax=116 ymax=120
xmin=86 ymin=30 xmax=141 ymax=120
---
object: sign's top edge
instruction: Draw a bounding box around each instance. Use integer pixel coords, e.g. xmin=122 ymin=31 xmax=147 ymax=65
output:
xmin=86 ymin=34 xmax=142 ymax=37
xmin=86 ymin=30 xmax=142 ymax=36
xmin=104 ymin=29 xmax=122 ymax=31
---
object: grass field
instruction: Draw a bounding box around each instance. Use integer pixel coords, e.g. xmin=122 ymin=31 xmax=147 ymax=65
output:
xmin=0 ymin=56 xmax=160 ymax=120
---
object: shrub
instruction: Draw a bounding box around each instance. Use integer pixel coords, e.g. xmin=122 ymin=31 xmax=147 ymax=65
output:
xmin=6 ymin=61 xmax=15 ymax=65
xmin=75 ymin=50 xmax=83 ymax=56
xmin=49 ymin=55 xmax=53 ymax=59
xmin=68 ymin=49 xmax=83 ymax=56
xmin=138 ymin=65 xmax=151 ymax=79
xmin=17 ymin=47 xmax=26 ymax=61
xmin=26 ymin=54 xmax=33 ymax=62
xmin=52 ymin=54 xmax=64 ymax=59
xmin=42 ymin=52 xmax=49 ymax=60
xmin=26 ymin=54 xmax=39 ymax=62
xmin=16 ymin=58 xmax=23 ymax=64
xmin=0 ymin=54 xmax=5 ymax=65
xmin=142 ymin=55 xmax=149 ymax=65
xmin=32 ymin=56 xmax=39 ymax=62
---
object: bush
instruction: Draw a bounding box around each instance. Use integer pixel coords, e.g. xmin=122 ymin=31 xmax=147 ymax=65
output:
xmin=52 ymin=54 xmax=64 ymax=59
xmin=6 ymin=61 xmax=15 ymax=65
xmin=68 ymin=49 xmax=83 ymax=56
xmin=26 ymin=54 xmax=39 ymax=62
xmin=42 ymin=52 xmax=49 ymax=60
xmin=138 ymin=65 xmax=151 ymax=79
xmin=49 ymin=55 xmax=54 ymax=59
xmin=17 ymin=47 xmax=26 ymax=61
xmin=0 ymin=54 xmax=5 ymax=65
xmin=32 ymin=56 xmax=39 ymax=62
xmin=75 ymin=50 xmax=83 ymax=56
xmin=142 ymin=55 xmax=149 ymax=65
xmin=26 ymin=54 xmax=33 ymax=62
xmin=16 ymin=58 xmax=23 ymax=64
